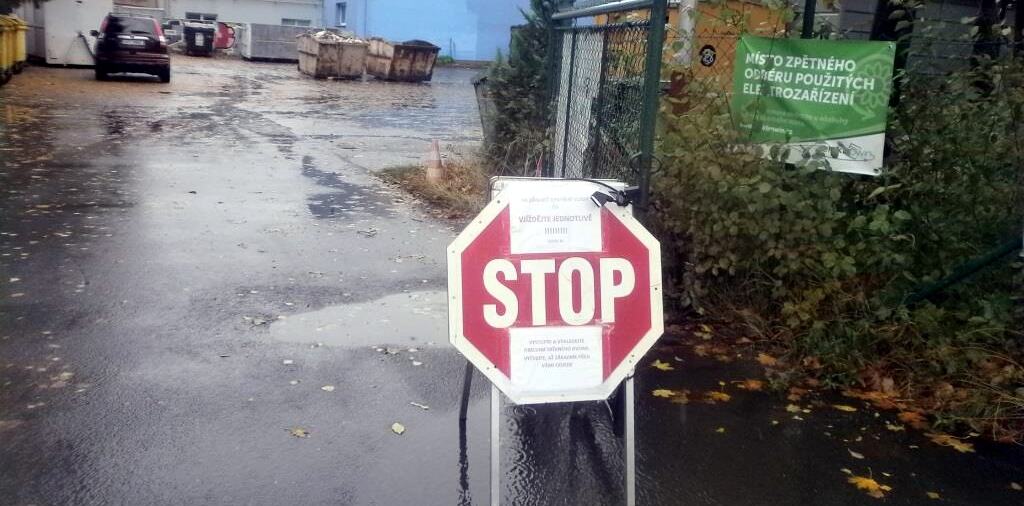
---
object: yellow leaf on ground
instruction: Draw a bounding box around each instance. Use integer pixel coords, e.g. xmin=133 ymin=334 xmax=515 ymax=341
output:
xmin=705 ymin=391 xmax=732 ymax=403
xmin=898 ymin=411 xmax=930 ymax=429
xmin=693 ymin=344 xmax=709 ymax=357
xmin=848 ymin=476 xmax=892 ymax=499
xmin=786 ymin=404 xmax=802 ymax=413
xmin=650 ymin=359 xmax=674 ymax=371
xmin=756 ymin=353 xmax=778 ymax=367
xmin=840 ymin=468 xmax=853 ymax=475
xmin=926 ymin=433 xmax=975 ymax=453
xmin=848 ymin=449 xmax=865 ymax=460
xmin=715 ymin=427 xmax=725 ymax=433
xmin=391 ymin=422 xmax=406 ymax=435
xmin=1010 ymin=482 xmax=1022 ymax=491
xmin=288 ymin=427 xmax=310 ymax=438
xmin=885 ymin=423 xmax=905 ymax=432
xmin=787 ymin=387 xmax=809 ymax=402
xmin=832 ymin=404 xmax=858 ymax=412
xmin=736 ymin=379 xmax=764 ymax=391
xmin=652 ymin=389 xmax=677 ymax=398
xmin=926 ymin=492 xmax=941 ymax=500
xmin=669 ymin=391 xmax=690 ymax=404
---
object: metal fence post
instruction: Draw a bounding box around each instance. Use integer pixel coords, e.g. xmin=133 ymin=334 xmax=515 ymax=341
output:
xmin=801 ymin=0 xmax=817 ymax=38
xmin=637 ymin=0 xmax=668 ymax=216
xmin=561 ymin=30 xmax=579 ymax=177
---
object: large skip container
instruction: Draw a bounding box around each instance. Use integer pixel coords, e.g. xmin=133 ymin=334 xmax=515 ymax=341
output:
xmin=366 ymin=38 xmax=439 ymax=82
xmin=297 ymin=33 xmax=367 ymax=79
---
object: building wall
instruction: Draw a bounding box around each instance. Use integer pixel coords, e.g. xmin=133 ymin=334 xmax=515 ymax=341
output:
xmin=324 ymin=0 xmax=530 ymax=61
xmin=167 ymin=0 xmax=323 ymax=27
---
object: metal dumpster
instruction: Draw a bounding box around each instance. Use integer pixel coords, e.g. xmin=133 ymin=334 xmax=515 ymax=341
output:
xmin=297 ymin=32 xmax=367 ymax=79
xmin=184 ymin=21 xmax=216 ymax=56
xmin=12 ymin=16 xmax=26 ymax=73
xmin=366 ymin=38 xmax=440 ymax=82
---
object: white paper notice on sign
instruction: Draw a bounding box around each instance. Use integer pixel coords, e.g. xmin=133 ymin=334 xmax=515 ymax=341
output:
xmin=507 ymin=182 xmax=602 ymax=254
xmin=509 ymin=326 xmax=603 ymax=394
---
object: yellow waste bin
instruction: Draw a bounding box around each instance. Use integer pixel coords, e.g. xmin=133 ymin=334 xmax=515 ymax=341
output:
xmin=12 ymin=16 xmax=27 ymax=74
xmin=0 ymin=16 xmax=11 ymax=85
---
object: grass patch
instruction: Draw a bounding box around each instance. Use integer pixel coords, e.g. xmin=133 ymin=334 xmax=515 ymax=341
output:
xmin=379 ymin=155 xmax=489 ymax=220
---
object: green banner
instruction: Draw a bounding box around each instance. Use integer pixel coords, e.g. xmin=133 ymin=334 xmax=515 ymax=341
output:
xmin=731 ymin=36 xmax=896 ymax=175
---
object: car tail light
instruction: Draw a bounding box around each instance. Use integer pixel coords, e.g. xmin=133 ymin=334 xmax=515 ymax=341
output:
xmin=154 ymin=20 xmax=167 ymax=48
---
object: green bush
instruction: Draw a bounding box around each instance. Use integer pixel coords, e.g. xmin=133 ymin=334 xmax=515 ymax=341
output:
xmin=483 ymin=0 xmax=555 ymax=175
xmin=653 ymin=60 xmax=1024 ymax=437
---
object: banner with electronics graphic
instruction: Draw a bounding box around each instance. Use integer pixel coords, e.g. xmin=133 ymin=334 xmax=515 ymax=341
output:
xmin=731 ymin=36 xmax=896 ymax=176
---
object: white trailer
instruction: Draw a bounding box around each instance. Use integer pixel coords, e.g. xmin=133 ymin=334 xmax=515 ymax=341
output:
xmin=16 ymin=0 xmax=114 ymax=66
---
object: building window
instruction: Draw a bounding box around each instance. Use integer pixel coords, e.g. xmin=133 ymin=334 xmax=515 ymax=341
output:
xmin=335 ymin=2 xmax=347 ymax=27
xmin=282 ymin=18 xmax=312 ymax=27
xmin=185 ymin=12 xmax=218 ymax=21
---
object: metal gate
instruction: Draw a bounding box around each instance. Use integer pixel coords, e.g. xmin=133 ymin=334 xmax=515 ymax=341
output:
xmin=547 ymin=0 xmax=667 ymax=209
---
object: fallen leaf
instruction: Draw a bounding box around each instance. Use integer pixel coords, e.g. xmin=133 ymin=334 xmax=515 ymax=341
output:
xmin=832 ymin=404 xmax=858 ymax=412
xmin=412 ymin=361 xmax=423 ymax=366
xmin=391 ymin=422 xmax=406 ymax=435
xmin=787 ymin=386 xmax=809 ymax=402
xmin=885 ymin=423 xmax=905 ymax=432
xmin=756 ymin=353 xmax=778 ymax=366
xmin=926 ymin=491 xmax=940 ymax=500
xmin=288 ymin=427 xmax=310 ymax=438
xmin=786 ymin=404 xmax=802 ymax=413
xmin=409 ymin=402 xmax=430 ymax=410
xmin=715 ymin=427 xmax=726 ymax=433
xmin=848 ymin=476 xmax=892 ymax=499
xmin=693 ymin=344 xmax=709 ymax=357
xmin=282 ymin=359 xmax=294 ymax=365
xmin=734 ymin=379 xmax=764 ymax=391
xmin=848 ymin=449 xmax=865 ymax=460
xmin=840 ymin=468 xmax=853 ymax=475
xmin=651 ymin=359 xmax=674 ymax=371
xmin=321 ymin=385 xmax=335 ymax=392
xmin=898 ymin=411 xmax=929 ymax=429
xmin=1011 ymin=482 xmax=1022 ymax=491
xmin=652 ymin=389 xmax=677 ymax=398
xmin=926 ymin=433 xmax=975 ymax=453
xmin=705 ymin=391 xmax=731 ymax=403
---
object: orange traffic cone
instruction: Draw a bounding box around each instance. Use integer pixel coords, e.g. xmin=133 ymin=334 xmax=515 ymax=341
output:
xmin=425 ymin=140 xmax=445 ymax=184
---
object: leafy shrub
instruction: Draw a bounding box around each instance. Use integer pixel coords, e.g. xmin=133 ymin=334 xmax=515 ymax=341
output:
xmin=653 ymin=58 xmax=1024 ymax=438
xmin=482 ymin=0 xmax=555 ymax=176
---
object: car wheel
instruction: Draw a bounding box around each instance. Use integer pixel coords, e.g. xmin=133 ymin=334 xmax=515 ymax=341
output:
xmin=95 ymin=66 xmax=108 ymax=81
xmin=158 ymin=68 xmax=171 ymax=83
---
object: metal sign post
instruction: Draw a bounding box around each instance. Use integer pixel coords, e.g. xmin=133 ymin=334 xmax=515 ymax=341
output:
xmin=491 ymin=384 xmax=500 ymax=506
xmin=624 ymin=372 xmax=636 ymax=505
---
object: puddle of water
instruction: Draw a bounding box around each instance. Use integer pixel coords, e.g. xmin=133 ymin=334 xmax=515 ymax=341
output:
xmin=268 ymin=290 xmax=448 ymax=347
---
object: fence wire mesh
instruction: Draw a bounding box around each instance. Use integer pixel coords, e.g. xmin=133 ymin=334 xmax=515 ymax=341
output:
xmin=549 ymin=22 xmax=650 ymax=184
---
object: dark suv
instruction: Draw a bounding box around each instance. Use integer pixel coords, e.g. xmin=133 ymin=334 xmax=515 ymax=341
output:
xmin=92 ymin=14 xmax=171 ymax=83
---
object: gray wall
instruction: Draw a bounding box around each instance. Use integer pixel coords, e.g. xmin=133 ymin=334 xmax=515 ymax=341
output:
xmin=167 ymin=0 xmax=323 ymax=26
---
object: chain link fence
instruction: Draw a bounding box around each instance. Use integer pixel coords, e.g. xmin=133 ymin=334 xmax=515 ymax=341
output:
xmin=549 ymin=22 xmax=650 ymax=182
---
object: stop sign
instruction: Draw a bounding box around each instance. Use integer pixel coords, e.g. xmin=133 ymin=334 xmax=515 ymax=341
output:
xmin=448 ymin=179 xmax=663 ymax=404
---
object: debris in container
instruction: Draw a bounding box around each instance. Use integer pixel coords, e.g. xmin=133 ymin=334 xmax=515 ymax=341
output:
xmin=311 ymin=30 xmax=365 ymax=44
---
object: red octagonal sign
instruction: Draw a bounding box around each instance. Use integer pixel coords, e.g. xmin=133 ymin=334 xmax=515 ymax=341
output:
xmin=448 ymin=179 xmax=663 ymax=404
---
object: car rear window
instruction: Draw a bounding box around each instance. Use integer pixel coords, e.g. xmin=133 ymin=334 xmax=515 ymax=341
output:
xmin=104 ymin=17 xmax=156 ymax=35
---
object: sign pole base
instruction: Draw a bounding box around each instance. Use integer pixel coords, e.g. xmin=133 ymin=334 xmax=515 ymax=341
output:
xmin=490 ymin=383 xmax=500 ymax=506
xmin=625 ymin=371 xmax=636 ymax=506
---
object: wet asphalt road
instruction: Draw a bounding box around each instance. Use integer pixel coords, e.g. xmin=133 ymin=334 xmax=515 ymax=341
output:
xmin=2 ymin=57 xmax=1023 ymax=506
